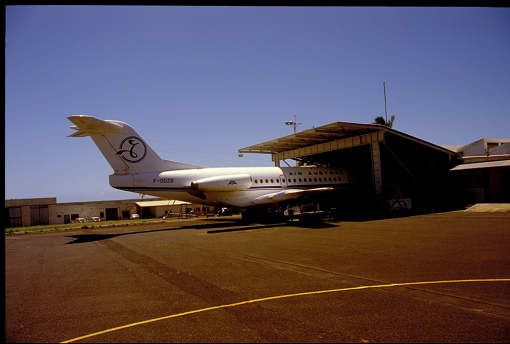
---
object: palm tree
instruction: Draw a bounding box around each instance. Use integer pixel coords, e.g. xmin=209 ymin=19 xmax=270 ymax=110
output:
xmin=373 ymin=115 xmax=395 ymax=129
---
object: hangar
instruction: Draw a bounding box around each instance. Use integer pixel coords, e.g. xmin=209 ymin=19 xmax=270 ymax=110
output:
xmin=239 ymin=121 xmax=509 ymax=213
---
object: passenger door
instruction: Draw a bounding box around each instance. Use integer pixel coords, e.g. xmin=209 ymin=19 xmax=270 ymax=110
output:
xmin=279 ymin=175 xmax=288 ymax=188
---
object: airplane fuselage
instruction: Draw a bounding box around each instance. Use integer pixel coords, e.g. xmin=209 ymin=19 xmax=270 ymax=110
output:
xmin=68 ymin=115 xmax=363 ymax=213
xmin=110 ymin=166 xmax=356 ymax=208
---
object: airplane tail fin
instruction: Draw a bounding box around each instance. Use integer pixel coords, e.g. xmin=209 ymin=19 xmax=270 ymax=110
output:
xmin=68 ymin=115 xmax=203 ymax=174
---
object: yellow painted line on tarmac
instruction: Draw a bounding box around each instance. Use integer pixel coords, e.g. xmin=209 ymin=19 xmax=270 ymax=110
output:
xmin=61 ymin=278 xmax=510 ymax=343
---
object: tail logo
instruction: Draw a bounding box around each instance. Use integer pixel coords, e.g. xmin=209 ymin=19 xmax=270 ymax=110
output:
xmin=116 ymin=136 xmax=147 ymax=163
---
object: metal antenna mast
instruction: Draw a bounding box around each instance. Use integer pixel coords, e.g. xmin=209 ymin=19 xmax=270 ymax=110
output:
xmin=383 ymin=82 xmax=387 ymax=123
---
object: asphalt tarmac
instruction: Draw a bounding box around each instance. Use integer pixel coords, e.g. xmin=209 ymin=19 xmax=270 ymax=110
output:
xmin=5 ymin=212 xmax=510 ymax=343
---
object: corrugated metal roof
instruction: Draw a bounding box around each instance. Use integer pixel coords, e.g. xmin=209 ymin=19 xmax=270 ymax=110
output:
xmin=450 ymin=159 xmax=510 ymax=171
xmin=238 ymin=122 xmax=379 ymax=154
xmin=238 ymin=121 xmax=456 ymax=156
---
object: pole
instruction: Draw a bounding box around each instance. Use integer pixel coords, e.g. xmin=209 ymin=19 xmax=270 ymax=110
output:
xmin=383 ymin=82 xmax=387 ymax=124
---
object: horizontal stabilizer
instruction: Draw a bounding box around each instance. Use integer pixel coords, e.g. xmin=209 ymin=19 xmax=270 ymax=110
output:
xmin=68 ymin=116 xmax=123 ymax=137
xmin=253 ymin=187 xmax=333 ymax=204
xmin=68 ymin=130 xmax=90 ymax=138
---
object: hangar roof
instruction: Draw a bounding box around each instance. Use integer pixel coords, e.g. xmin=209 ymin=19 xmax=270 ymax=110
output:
xmin=238 ymin=121 xmax=456 ymax=156
xmin=450 ymin=159 xmax=510 ymax=171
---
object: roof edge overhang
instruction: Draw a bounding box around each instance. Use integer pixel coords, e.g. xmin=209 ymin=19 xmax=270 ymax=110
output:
xmin=450 ymin=159 xmax=510 ymax=171
xmin=238 ymin=121 xmax=457 ymax=158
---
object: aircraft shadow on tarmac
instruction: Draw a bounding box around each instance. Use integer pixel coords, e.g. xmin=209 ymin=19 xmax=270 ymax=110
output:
xmin=65 ymin=219 xmax=336 ymax=244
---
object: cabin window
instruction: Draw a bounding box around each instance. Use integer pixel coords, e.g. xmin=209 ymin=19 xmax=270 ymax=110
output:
xmin=293 ymin=178 xmax=296 ymax=182
xmin=271 ymin=179 xmax=274 ymax=183
xmin=254 ymin=179 xmax=258 ymax=183
xmin=299 ymin=178 xmax=302 ymax=182
xmin=265 ymin=179 xmax=269 ymax=183
xmin=314 ymin=178 xmax=317 ymax=182
xmin=260 ymin=179 xmax=263 ymax=183
xmin=319 ymin=178 xmax=322 ymax=182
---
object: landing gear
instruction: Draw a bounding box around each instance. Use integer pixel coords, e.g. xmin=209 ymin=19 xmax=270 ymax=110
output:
xmin=241 ymin=209 xmax=257 ymax=223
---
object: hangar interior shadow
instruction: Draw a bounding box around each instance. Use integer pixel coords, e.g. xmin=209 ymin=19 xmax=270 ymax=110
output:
xmin=300 ymin=134 xmax=464 ymax=215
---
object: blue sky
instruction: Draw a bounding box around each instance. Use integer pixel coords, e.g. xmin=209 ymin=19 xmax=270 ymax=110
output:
xmin=5 ymin=6 xmax=510 ymax=202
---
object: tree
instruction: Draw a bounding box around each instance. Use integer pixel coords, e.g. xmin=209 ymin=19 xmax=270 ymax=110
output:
xmin=373 ymin=115 xmax=395 ymax=129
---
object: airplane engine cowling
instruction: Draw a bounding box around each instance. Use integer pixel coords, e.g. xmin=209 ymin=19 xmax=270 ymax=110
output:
xmin=191 ymin=174 xmax=252 ymax=192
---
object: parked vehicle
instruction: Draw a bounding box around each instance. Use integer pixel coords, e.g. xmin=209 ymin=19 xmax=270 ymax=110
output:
xmin=75 ymin=218 xmax=86 ymax=223
xmin=130 ymin=214 xmax=140 ymax=219
xmin=89 ymin=217 xmax=101 ymax=222
xmin=217 ymin=208 xmax=232 ymax=216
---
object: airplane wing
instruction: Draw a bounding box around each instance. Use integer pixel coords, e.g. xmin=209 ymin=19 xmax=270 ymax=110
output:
xmin=252 ymin=187 xmax=334 ymax=204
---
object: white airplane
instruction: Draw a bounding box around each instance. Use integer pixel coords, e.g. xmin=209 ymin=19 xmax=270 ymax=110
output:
xmin=68 ymin=115 xmax=361 ymax=221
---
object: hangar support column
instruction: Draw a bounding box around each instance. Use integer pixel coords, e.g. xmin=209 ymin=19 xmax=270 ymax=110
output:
xmin=273 ymin=157 xmax=280 ymax=167
xmin=371 ymin=142 xmax=383 ymax=197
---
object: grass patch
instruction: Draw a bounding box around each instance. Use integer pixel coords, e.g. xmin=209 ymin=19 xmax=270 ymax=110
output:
xmin=5 ymin=218 xmax=166 ymax=235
